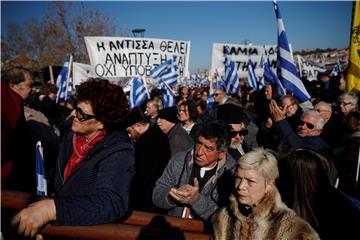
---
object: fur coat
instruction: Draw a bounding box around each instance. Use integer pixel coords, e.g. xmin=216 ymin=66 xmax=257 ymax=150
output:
xmin=212 ymin=188 xmax=320 ymax=240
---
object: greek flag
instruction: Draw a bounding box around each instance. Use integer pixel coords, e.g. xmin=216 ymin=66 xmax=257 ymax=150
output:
xmin=56 ymin=55 xmax=73 ymax=104
xmin=247 ymin=59 xmax=258 ymax=91
xmin=273 ymin=0 xmax=310 ymax=102
xmin=162 ymin=87 xmax=176 ymax=108
xmin=129 ymin=77 xmax=148 ymax=108
xmin=224 ymin=47 xmax=241 ymax=95
xmin=150 ymin=56 xmax=178 ymax=89
xmin=36 ymin=141 xmax=47 ymax=196
xmin=330 ymin=59 xmax=341 ymax=76
xmin=261 ymin=53 xmax=286 ymax=97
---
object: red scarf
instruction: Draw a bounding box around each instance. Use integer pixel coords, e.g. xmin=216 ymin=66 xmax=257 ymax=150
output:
xmin=64 ymin=130 xmax=107 ymax=180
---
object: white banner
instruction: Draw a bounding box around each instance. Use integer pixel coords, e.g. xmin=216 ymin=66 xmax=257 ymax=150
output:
xmin=296 ymin=55 xmax=326 ymax=81
xmin=72 ymin=62 xmax=94 ymax=86
xmin=85 ymin=37 xmax=191 ymax=78
xmin=211 ymin=43 xmax=278 ymax=78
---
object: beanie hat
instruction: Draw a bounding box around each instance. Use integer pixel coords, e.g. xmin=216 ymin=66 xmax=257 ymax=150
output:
xmin=217 ymin=104 xmax=247 ymax=124
xmin=158 ymin=106 xmax=179 ymax=124
xmin=124 ymin=107 xmax=148 ymax=128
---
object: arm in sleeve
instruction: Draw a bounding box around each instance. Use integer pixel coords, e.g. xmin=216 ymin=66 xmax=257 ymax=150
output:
xmin=273 ymin=119 xmax=303 ymax=148
xmin=54 ymin=149 xmax=135 ymax=226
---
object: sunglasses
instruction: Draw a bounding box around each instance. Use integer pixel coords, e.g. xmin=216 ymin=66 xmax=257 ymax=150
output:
xmin=213 ymin=93 xmax=220 ymax=97
xmin=74 ymin=106 xmax=96 ymax=122
xmin=298 ymin=120 xmax=314 ymax=129
xmin=230 ymin=129 xmax=248 ymax=138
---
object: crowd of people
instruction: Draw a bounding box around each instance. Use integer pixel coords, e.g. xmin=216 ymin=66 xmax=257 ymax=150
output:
xmin=2 ymin=66 xmax=360 ymax=239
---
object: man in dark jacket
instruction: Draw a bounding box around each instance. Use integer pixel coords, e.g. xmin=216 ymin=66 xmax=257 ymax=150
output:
xmin=124 ymin=107 xmax=171 ymax=213
xmin=270 ymin=100 xmax=330 ymax=154
xmin=157 ymin=106 xmax=193 ymax=156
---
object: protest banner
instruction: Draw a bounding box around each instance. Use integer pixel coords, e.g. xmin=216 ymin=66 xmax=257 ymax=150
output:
xmin=85 ymin=37 xmax=190 ymax=79
xmin=211 ymin=43 xmax=278 ymax=78
xmin=296 ymin=55 xmax=326 ymax=81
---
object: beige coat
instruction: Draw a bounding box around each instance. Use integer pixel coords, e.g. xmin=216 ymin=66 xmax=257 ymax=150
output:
xmin=212 ymin=188 xmax=320 ymax=240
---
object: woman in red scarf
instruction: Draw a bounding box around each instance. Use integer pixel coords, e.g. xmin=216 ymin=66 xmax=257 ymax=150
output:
xmin=11 ymin=78 xmax=135 ymax=238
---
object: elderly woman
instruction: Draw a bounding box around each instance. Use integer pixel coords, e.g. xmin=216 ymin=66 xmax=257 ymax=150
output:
xmin=212 ymin=148 xmax=319 ymax=240
xmin=339 ymin=92 xmax=358 ymax=116
xmin=11 ymin=78 xmax=135 ymax=238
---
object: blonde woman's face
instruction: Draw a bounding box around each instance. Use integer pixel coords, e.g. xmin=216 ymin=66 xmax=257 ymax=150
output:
xmin=234 ymin=167 xmax=273 ymax=206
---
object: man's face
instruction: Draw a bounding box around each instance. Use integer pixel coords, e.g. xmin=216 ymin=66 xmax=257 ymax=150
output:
xmin=229 ymin=123 xmax=247 ymax=149
xmin=235 ymin=167 xmax=273 ymax=206
xmin=281 ymin=97 xmax=297 ymax=117
xmin=146 ymin=102 xmax=158 ymax=117
xmin=340 ymin=98 xmax=357 ymax=115
xmin=213 ymin=90 xmax=224 ymax=103
xmin=157 ymin=117 xmax=174 ymax=134
xmin=194 ymin=135 xmax=225 ymax=168
xmin=297 ymin=114 xmax=321 ymax=137
xmin=10 ymin=72 xmax=33 ymax=99
xmin=126 ymin=123 xmax=142 ymax=141
xmin=314 ymin=103 xmax=332 ymax=123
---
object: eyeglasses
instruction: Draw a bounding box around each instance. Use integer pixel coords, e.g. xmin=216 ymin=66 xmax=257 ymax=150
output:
xmin=315 ymin=109 xmax=330 ymax=113
xmin=213 ymin=93 xmax=221 ymax=97
xmin=230 ymin=129 xmax=248 ymax=138
xmin=298 ymin=120 xmax=314 ymax=129
xmin=340 ymin=101 xmax=353 ymax=106
xmin=74 ymin=106 xmax=96 ymax=122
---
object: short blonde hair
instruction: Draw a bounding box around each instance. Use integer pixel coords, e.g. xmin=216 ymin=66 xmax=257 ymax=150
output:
xmin=236 ymin=148 xmax=279 ymax=184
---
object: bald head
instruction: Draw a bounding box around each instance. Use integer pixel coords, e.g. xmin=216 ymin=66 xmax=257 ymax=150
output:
xmin=314 ymin=101 xmax=332 ymax=123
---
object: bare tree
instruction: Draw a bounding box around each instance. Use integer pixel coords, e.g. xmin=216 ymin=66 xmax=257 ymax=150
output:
xmin=2 ymin=2 xmax=130 ymax=69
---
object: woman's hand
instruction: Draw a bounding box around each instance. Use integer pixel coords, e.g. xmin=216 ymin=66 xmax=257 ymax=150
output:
xmin=11 ymin=199 xmax=56 ymax=238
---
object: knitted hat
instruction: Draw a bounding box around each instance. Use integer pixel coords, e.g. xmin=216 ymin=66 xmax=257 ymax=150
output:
xmin=217 ymin=104 xmax=247 ymax=124
xmin=158 ymin=106 xmax=179 ymax=123
xmin=124 ymin=107 xmax=148 ymax=128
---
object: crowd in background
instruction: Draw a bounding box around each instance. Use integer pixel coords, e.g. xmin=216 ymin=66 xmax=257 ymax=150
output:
xmin=2 ymin=66 xmax=360 ymax=239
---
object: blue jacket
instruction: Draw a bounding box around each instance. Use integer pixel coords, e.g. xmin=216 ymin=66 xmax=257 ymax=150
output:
xmin=53 ymin=130 xmax=135 ymax=226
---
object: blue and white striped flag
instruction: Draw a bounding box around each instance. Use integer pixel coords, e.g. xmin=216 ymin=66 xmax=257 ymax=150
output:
xmin=261 ymin=53 xmax=286 ymax=97
xmin=150 ymin=56 xmax=178 ymax=89
xmin=247 ymin=59 xmax=258 ymax=91
xmin=273 ymin=0 xmax=310 ymax=102
xmin=224 ymin=47 xmax=241 ymax=95
xmin=162 ymin=87 xmax=176 ymax=108
xmin=36 ymin=141 xmax=47 ymax=196
xmin=56 ymin=55 xmax=73 ymax=104
xmin=330 ymin=59 xmax=341 ymax=77
xmin=129 ymin=77 xmax=148 ymax=108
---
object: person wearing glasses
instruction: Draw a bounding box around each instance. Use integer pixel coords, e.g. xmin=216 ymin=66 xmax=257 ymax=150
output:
xmin=152 ymin=120 xmax=235 ymax=221
xmin=217 ymin=104 xmax=249 ymax=161
xmin=269 ymin=100 xmax=329 ymax=154
xmin=11 ymin=78 xmax=135 ymax=238
xmin=338 ymin=92 xmax=358 ymax=116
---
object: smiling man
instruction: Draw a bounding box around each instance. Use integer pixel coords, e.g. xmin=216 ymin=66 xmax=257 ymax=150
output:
xmin=152 ymin=120 xmax=236 ymax=221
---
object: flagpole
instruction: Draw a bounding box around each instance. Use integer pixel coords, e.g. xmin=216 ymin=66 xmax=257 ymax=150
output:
xmin=143 ymin=77 xmax=151 ymax=99
xmin=159 ymin=77 xmax=176 ymax=96
xmin=49 ymin=65 xmax=54 ymax=85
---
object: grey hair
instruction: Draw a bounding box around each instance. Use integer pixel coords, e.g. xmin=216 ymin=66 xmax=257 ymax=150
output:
xmin=339 ymin=92 xmax=358 ymax=105
xmin=236 ymin=148 xmax=279 ymax=184
xmin=302 ymin=110 xmax=324 ymax=130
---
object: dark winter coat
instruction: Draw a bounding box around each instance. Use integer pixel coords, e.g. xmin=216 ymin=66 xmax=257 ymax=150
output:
xmin=53 ymin=130 xmax=135 ymax=226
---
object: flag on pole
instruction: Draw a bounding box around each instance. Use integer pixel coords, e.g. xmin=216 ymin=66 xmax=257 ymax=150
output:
xmin=129 ymin=77 xmax=148 ymax=108
xmin=261 ymin=52 xmax=286 ymax=97
xmin=273 ymin=0 xmax=310 ymax=102
xmin=247 ymin=59 xmax=258 ymax=91
xmin=330 ymin=59 xmax=341 ymax=77
xmin=56 ymin=55 xmax=73 ymax=104
xmin=36 ymin=141 xmax=47 ymax=196
xmin=162 ymin=87 xmax=176 ymax=108
xmin=150 ymin=56 xmax=179 ymax=89
xmin=347 ymin=1 xmax=360 ymax=92
xmin=224 ymin=46 xmax=241 ymax=95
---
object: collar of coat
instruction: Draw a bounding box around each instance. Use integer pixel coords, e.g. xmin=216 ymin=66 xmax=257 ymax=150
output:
xmin=228 ymin=188 xmax=285 ymax=221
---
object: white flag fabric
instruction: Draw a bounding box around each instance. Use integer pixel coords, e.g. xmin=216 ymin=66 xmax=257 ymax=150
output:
xmin=273 ymin=0 xmax=310 ymax=103
xmin=224 ymin=46 xmax=241 ymax=95
xmin=129 ymin=77 xmax=148 ymax=108
xmin=36 ymin=141 xmax=47 ymax=196
xmin=56 ymin=55 xmax=73 ymax=104
xmin=247 ymin=59 xmax=258 ymax=91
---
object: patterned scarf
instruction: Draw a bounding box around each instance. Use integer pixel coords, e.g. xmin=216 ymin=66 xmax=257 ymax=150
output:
xmin=63 ymin=130 xmax=107 ymax=180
